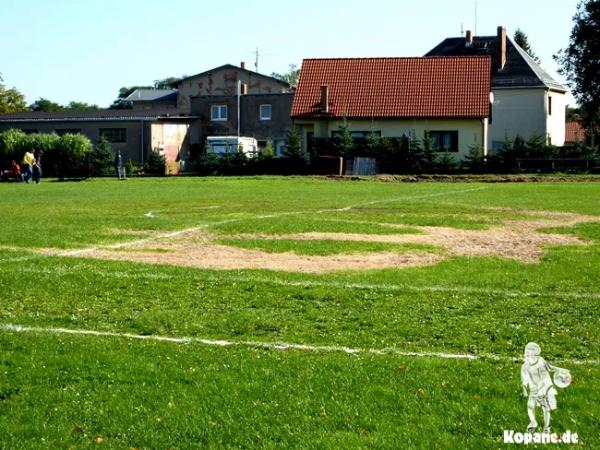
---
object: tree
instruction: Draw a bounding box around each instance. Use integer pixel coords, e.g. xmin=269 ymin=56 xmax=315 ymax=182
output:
xmin=270 ymin=64 xmax=300 ymax=87
xmin=144 ymin=149 xmax=166 ymax=175
xmin=555 ymin=0 xmax=600 ymax=132
xmin=336 ymin=117 xmax=354 ymax=155
xmin=154 ymin=77 xmax=182 ymax=89
xmin=283 ymin=128 xmax=305 ymax=159
xmin=513 ymin=28 xmax=540 ymax=63
xmin=88 ymin=137 xmax=114 ymax=176
xmin=66 ymin=101 xmax=99 ymax=111
xmin=30 ymin=98 xmax=64 ymax=112
xmin=0 ymin=75 xmax=28 ymax=114
xmin=109 ymin=85 xmax=152 ymax=109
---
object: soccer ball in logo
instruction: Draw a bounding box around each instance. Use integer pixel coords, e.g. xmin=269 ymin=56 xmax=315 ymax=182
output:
xmin=553 ymin=368 xmax=572 ymax=389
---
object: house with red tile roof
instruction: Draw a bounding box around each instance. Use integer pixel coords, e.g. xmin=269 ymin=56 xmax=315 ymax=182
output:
xmin=565 ymin=120 xmax=585 ymax=146
xmin=291 ymin=56 xmax=492 ymax=160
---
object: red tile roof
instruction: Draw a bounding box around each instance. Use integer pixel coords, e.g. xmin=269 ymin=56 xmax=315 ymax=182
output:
xmin=291 ymin=57 xmax=491 ymax=119
xmin=565 ymin=121 xmax=585 ymax=143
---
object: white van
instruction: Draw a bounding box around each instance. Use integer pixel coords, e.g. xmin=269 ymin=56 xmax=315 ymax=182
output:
xmin=206 ymin=136 xmax=258 ymax=158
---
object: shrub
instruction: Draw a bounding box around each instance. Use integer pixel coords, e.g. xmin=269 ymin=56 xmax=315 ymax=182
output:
xmin=144 ymin=149 xmax=166 ymax=175
xmin=88 ymin=137 xmax=114 ymax=176
xmin=0 ymin=130 xmax=92 ymax=178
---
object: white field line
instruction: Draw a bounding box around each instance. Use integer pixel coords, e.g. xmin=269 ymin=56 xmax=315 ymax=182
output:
xmin=2 ymin=323 xmax=597 ymax=366
xmin=13 ymin=265 xmax=600 ymax=300
xmin=0 ymin=186 xmax=488 ymax=264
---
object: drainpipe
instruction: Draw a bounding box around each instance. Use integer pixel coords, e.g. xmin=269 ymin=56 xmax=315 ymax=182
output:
xmin=140 ymin=120 xmax=145 ymax=165
xmin=237 ymin=80 xmax=241 ymax=138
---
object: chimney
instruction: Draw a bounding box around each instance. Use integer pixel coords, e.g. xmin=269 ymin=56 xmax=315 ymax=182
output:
xmin=465 ymin=30 xmax=473 ymax=47
xmin=497 ymin=26 xmax=507 ymax=70
xmin=320 ymin=84 xmax=329 ymax=114
xmin=240 ymin=61 xmax=245 ymax=70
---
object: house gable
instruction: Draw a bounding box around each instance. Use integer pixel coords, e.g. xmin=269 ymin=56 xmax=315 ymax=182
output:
xmin=176 ymin=64 xmax=293 ymax=111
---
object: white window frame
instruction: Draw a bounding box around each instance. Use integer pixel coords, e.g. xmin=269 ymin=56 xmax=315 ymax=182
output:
xmin=211 ymin=105 xmax=228 ymax=121
xmin=259 ymin=104 xmax=272 ymax=121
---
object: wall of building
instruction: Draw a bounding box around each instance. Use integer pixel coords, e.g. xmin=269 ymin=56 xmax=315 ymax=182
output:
xmin=489 ymin=88 xmax=547 ymax=150
xmin=150 ymin=123 xmax=189 ymax=172
xmin=294 ymin=118 xmax=486 ymax=160
xmin=546 ymin=91 xmax=567 ymax=147
xmin=178 ymin=67 xmax=290 ymax=112
xmin=190 ymin=93 xmax=294 ymax=153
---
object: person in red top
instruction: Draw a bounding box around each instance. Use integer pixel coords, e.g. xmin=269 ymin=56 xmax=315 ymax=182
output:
xmin=1 ymin=160 xmax=24 ymax=182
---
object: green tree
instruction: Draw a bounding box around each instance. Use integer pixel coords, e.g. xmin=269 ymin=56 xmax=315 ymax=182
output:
xmin=513 ymin=28 xmax=540 ymax=63
xmin=30 ymin=98 xmax=64 ymax=112
xmin=145 ymin=149 xmax=166 ymax=175
xmin=260 ymin=139 xmax=275 ymax=159
xmin=154 ymin=77 xmax=183 ymax=89
xmin=66 ymin=101 xmax=99 ymax=111
xmin=109 ymin=85 xmax=152 ymax=109
xmin=366 ymin=131 xmax=381 ymax=155
xmin=555 ymin=0 xmax=600 ymax=135
xmin=462 ymin=144 xmax=485 ymax=172
xmin=89 ymin=137 xmax=114 ymax=176
xmin=421 ymin=131 xmax=437 ymax=172
xmin=336 ymin=117 xmax=354 ymax=155
xmin=283 ymin=128 xmax=305 ymax=160
xmin=270 ymin=64 xmax=300 ymax=87
xmin=0 ymin=75 xmax=28 ymax=114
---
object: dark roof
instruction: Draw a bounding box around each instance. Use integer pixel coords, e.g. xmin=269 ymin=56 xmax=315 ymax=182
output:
xmin=0 ymin=109 xmax=191 ymax=122
xmin=125 ymin=89 xmax=178 ymax=102
xmin=292 ymin=56 xmax=491 ymax=119
xmin=177 ymin=64 xmax=292 ymax=90
xmin=426 ymin=34 xmax=566 ymax=92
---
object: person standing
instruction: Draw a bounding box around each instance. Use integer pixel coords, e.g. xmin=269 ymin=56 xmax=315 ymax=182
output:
xmin=114 ymin=149 xmax=123 ymax=180
xmin=22 ymin=149 xmax=35 ymax=183
xmin=32 ymin=149 xmax=43 ymax=184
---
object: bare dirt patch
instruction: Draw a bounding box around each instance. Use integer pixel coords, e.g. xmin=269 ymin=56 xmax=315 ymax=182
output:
xmin=39 ymin=209 xmax=600 ymax=273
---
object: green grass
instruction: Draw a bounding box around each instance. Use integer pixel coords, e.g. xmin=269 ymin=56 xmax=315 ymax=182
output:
xmin=1 ymin=177 xmax=599 ymax=448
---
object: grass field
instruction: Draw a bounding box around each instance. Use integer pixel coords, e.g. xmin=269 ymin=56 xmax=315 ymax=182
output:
xmin=0 ymin=176 xmax=599 ymax=449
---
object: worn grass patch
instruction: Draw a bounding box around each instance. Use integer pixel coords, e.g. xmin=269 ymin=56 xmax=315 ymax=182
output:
xmin=214 ymin=238 xmax=440 ymax=256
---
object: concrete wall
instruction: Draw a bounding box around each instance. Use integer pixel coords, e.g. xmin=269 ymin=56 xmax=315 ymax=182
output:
xmin=294 ymin=118 xmax=486 ymax=160
xmin=178 ymin=67 xmax=290 ymax=112
xmin=150 ymin=123 xmax=189 ymax=171
xmin=490 ymin=88 xmax=566 ymax=149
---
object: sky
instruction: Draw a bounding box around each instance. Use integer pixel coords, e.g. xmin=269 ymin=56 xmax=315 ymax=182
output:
xmin=0 ymin=0 xmax=580 ymax=108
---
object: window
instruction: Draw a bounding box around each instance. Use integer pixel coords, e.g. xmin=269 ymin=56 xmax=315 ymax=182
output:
xmin=428 ymin=131 xmax=458 ymax=152
xmin=259 ymin=104 xmax=272 ymax=121
xmin=211 ymin=105 xmax=228 ymax=121
xmin=548 ymin=96 xmax=552 ymax=116
xmin=55 ymin=129 xmax=82 ymax=136
xmin=99 ymin=128 xmax=126 ymax=143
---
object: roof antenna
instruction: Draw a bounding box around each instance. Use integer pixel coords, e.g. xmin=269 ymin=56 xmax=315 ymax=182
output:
xmin=461 ymin=22 xmax=464 ymax=36
xmin=254 ymin=48 xmax=259 ymax=73
xmin=474 ymin=0 xmax=478 ymax=36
